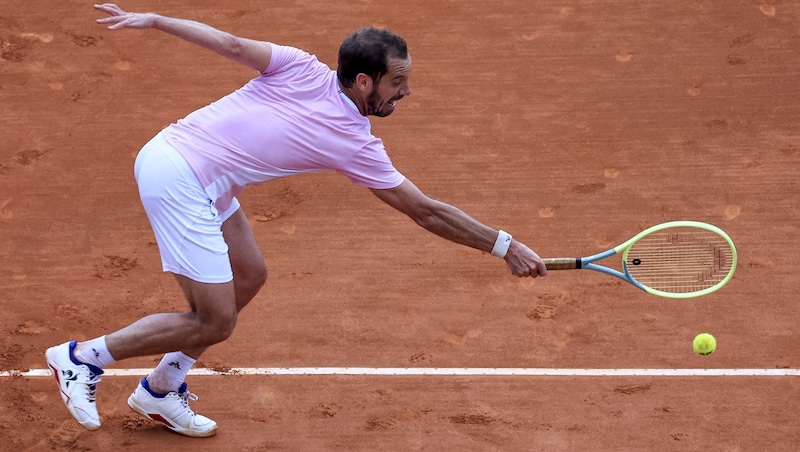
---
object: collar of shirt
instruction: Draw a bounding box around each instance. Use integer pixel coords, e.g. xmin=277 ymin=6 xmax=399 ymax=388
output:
xmin=338 ymin=88 xmax=360 ymax=113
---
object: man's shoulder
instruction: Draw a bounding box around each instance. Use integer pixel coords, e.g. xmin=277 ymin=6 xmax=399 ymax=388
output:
xmin=264 ymin=44 xmax=331 ymax=76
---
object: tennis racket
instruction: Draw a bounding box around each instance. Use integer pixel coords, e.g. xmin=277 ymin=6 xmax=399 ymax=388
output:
xmin=543 ymin=221 xmax=737 ymax=299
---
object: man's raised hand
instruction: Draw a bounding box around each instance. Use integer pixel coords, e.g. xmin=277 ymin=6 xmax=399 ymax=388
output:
xmin=95 ymin=3 xmax=157 ymax=30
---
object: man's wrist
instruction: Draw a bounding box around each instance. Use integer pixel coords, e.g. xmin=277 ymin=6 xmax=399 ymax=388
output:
xmin=491 ymin=230 xmax=513 ymax=258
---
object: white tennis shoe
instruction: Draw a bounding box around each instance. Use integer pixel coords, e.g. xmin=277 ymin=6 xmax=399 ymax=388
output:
xmin=45 ymin=341 xmax=104 ymax=430
xmin=127 ymin=378 xmax=217 ymax=437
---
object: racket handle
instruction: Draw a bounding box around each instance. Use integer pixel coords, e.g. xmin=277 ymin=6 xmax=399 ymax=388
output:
xmin=543 ymin=258 xmax=581 ymax=270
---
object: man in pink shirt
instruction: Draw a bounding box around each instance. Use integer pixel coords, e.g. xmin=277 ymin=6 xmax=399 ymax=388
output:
xmin=46 ymin=3 xmax=547 ymax=437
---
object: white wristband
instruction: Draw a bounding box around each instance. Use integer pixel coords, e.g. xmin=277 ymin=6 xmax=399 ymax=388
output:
xmin=491 ymin=230 xmax=513 ymax=258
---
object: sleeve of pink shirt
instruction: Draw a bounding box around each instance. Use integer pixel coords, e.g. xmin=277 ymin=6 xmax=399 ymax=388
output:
xmin=262 ymin=43 xmax=306 ymax=76
xmin=340 ymin=139 xmax=406 ymax=189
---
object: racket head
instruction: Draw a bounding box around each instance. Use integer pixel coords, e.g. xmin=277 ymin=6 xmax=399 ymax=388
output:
xmin=617 ymin=221 xmax=738 ymax=299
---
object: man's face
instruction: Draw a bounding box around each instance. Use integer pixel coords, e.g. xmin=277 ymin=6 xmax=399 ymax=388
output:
xmin=366 ymin=55 xmax=412 ymax=117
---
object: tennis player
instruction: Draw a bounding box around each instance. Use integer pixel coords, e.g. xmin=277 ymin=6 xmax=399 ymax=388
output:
xmin=46 ymin=3 xmax=547 ymax=437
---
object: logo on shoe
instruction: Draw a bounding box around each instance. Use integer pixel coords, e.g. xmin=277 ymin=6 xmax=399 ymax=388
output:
xmin=63 ymin=370 xmax=77 ymax=387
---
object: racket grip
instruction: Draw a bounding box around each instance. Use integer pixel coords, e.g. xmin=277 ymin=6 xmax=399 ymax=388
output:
xmin=543 ymin=258 xmax=581 ymax=270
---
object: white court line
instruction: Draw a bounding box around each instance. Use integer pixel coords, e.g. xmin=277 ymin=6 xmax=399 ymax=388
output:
xmin=2 ymin=368 xmax=799 ymax=377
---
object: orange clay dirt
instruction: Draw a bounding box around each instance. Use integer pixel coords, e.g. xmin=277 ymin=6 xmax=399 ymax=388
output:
xmin=1 ymin=1 xmax=799 ymax=450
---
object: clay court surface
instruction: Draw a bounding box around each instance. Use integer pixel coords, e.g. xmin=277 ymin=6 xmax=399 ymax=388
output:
xmin=2 ymin=0 xmax=799 ymax=450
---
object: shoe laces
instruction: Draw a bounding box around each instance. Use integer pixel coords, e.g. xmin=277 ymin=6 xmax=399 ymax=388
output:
xmin=84 ymin=371 xmax=102 ymax=402
xmin=178 ymin=389 xmax=199 ymax=413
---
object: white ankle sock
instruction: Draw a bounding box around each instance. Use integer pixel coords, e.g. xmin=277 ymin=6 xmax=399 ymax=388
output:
xmin=147 ymin=351 xmax=196 ymax=393
xmin=73 ymin=336 xmax=116 ymax=369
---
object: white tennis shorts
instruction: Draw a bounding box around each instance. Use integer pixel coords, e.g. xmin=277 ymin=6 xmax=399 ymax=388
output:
xmin=134 ymin=132 xmax=239 ymax=283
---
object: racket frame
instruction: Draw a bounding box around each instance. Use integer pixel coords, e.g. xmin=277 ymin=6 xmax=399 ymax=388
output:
xmin=545 ymin=220 xmax=738 ymax=299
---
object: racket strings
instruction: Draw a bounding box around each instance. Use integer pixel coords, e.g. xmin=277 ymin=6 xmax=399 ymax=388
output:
xmin=625 ymin=230 xmax=734 ymax=293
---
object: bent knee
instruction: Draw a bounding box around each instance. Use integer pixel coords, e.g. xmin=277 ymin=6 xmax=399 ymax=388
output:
xmin=254 ymin=262 xmax=268 ymax=286
xmin=237 ymin=264 xmax=268 ymax=293
xmin=198 ymin=314 xmax=237 ymax=346
xmin=248 ymin=264 xmax=268 ymax=288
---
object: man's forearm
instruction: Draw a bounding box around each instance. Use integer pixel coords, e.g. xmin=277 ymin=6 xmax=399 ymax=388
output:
xmin=417 ymin=201 xmax=499 ymax=254
xmin=151 ymin=15 xmax=240 ymax=59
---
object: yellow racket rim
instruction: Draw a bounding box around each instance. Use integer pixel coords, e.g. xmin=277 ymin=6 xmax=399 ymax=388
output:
xmin=618 ymin=221 xmax=738 ymax=299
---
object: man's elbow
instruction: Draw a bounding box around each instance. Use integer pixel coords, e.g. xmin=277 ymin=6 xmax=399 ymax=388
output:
xmin=226 ymin=34 xmax=246 ymax=59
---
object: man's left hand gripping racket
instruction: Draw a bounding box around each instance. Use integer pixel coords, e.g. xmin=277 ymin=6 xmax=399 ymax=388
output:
xmin=543 ymin=221 xmax=737 ymax=299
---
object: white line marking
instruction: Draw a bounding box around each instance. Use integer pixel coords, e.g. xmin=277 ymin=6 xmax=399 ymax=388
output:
xmin=3 ymin=368 xmax=799 ymax=377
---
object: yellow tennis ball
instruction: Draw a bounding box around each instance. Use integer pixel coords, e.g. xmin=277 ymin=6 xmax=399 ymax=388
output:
xmin=693 ymin=333 xmax=716 ymax=355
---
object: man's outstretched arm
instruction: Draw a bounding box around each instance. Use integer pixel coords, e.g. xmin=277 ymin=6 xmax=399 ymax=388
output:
xmin=94 ymin=3 xmax=272 ymax=72
xmin=370 ymin=179 xmax=547 ymax=278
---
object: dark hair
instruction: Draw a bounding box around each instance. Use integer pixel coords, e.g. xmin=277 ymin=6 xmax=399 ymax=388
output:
xmin=337 ymin=27 xmax=408 ymax=88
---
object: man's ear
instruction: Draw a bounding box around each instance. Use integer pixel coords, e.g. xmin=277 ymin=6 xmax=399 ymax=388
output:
xmin=355 ymin=73 xmax=373 ymax=92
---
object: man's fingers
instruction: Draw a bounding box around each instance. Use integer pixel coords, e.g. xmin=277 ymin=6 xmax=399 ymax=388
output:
xmin=94 ymin=3 xmax=125 ymax=16
xmin=521 ymin=264 xmax=545 ymax=278
xmin=96 ymin=17 xmax=127 ymax=29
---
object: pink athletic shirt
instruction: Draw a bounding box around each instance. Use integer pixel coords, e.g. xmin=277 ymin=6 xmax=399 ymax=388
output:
xmin=162 ymin=43 xmax=406 ymax=212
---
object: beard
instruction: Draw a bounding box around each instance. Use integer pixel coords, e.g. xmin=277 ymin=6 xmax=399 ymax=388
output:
xmin=366 ymin=89 xmax=395 ymax=117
